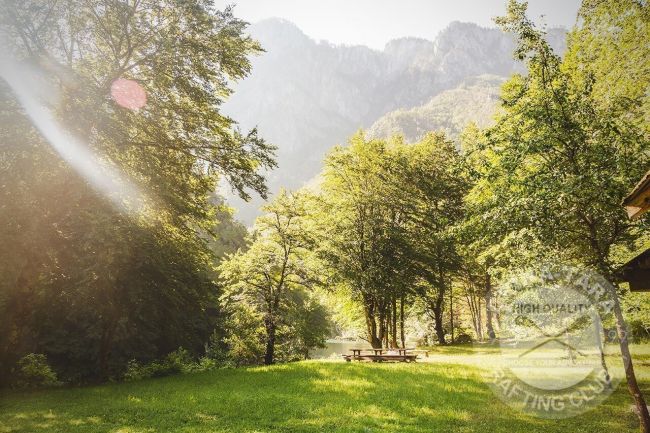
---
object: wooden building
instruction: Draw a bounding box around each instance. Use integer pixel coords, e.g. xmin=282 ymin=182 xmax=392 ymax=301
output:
xmin=623 ymin=171 xmax=650 ymax=219
xmin=621 ymin=170 xmax=650 ymax=292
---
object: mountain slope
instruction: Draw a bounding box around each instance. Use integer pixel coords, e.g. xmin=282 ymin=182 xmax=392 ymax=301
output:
xmin=223 ymin=19 xmax=566 ymax=224
xmin=367 ymin=75 xmax=505 ymax=143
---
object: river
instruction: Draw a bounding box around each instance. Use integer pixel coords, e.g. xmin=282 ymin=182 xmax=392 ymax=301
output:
xmin=310 ymin=340 xmax=371 ymax=359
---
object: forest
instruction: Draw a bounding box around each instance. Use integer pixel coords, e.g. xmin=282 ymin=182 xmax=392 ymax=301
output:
xmin=1 ymin=0 xmax=650 ymax=432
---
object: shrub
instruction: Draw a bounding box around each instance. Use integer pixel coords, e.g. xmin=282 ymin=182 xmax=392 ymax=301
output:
xmin=628 ymin=320 xmax=650 ymax=342
xmin=204 ymin=330 xmax=230 ymax=364
xmin=223 ymin=310 xmax=266 ymax=365
xmin=165 ymin=347 xmax=193 ymax=373
xmin=123 ymin=347 xmax=220 ymax=382
xmin=124 ymin=358 xmax=179 ymax=380
xmin=146 ymin=360 xmax=179 ymax=378
xmin=454 ymin=334 xmax=473 ymax=344
xmin=14 ymin=354 xmax=61 ymax=388
xmin=194 ymin=356 xmax=218 ymax=372
xmin=123 ymin=359 xmax=147 ymax=381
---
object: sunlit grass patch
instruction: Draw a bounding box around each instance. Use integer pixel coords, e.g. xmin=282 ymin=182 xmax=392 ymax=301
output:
xmin=1 ymin=346 xmax=648 ymax=432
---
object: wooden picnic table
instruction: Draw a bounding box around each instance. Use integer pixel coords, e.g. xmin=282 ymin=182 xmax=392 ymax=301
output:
xmin=351 ymin=348 xmax=414 ymax=356
xmin=344 ymin=348 xmax=418 ymax=363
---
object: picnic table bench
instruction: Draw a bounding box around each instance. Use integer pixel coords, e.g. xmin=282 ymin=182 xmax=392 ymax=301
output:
xmin=343 ymin=348 xmax=418 ymax=363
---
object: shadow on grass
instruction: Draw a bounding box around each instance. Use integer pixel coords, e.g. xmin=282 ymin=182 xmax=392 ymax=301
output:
xmin=0 ymin=361 xmax=643 ymax=433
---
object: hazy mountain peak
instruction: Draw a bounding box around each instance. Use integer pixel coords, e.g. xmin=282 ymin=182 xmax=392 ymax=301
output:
xmin=225 ymin=19 xmax=567 ymax=224
xmin=384 ymin=37 xmax=434 ymax=52
xmin=251 ymin=17 xmax=308 ymax=37
xmin=441 ymin=20 xmax=490 ymax=32
xmin=247 ymin=18 xmax=313 ymax=53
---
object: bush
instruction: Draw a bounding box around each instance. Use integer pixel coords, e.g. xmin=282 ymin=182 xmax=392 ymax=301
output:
xmin=204 ymin=330 xmax=230 ymax=364
xmin=628 ymin=320 xmax=650 ymax=342
xmin=223 ymin=310 xmax=266 ymax=365
xmin=147 ymin=360 xmax=179 ymax=378
xmin=123 ymin=359 xmax=147 ymax=381
xmin=454 ymin=334 xmax=473 ymax=344
xmin=165 ymin=347 xmax=194 ymax=374
xmin=195 ymin=356 xmax=218 ymax=371
xmin=14 ymin=354 xmax=61 ymax=388
xmin=124 ymin=358 xmax=179 ymax=380
xmin=123 ymin=348 xmax=220 ymax=382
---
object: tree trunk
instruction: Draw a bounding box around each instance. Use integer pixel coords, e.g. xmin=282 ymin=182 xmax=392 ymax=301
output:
xmin=391 ymin=297 xmax=398 ymax=348
xmin=400 ymin=295 xmax=406 ymax=349
xmin=431 ymin=288 xmax=446 ymax=345
xmin=466 ymin=287 xmax=482 ymax=340
xmin=264 ymin=317 xmax=276 ymax=365
xmin=476 ymin=296 xmax=483 ymax=341
xmin=379 ymin=308 xmax=387 ymax=348
xmin=433 ymin=310 xmax=446 ymax=345
xmin=369 ymin=329 xmax=382 ymax=348
xmin=485 ymin=272 xmax=496 ymax=341
xmin=363 ymin=297 xmax=382 ymax=348
xmin=610 ymin=286 xmax=650 ymax=432
xmin=449 ymin=283 xmax=455 ymax=344
xmin=594 ymin=315 xmax=611 ymax=386
xmin=383 ymin=316 xmax=389 ymax=348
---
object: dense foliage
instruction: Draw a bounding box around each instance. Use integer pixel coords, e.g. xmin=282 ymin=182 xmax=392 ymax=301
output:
xmin=219 ymin=191 xmax=331 ymax=365
xmin=221 ymin=1 xmax=650 ymax=427
xmin=314 ymin=132 xmax=466 ymax=347
xmin=2 ymin=5 xmax=649 ymax=432
xmin=0 ymin=0 xmax=273 ymax=384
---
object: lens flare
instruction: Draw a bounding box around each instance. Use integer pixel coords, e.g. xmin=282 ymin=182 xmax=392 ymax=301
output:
xmin=111 ymin=78 xmax=147 ymax=110
xmin=0 ymin=51 xmax=150 ymax=217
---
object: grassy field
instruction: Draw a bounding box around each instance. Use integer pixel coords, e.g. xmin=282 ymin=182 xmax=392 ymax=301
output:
xmin=1 ymin=346 xmax=649 ymax=433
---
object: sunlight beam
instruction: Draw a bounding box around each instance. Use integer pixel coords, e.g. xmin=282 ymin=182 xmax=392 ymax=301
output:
xmin=0 ymin=50 xmax=150 ymax=217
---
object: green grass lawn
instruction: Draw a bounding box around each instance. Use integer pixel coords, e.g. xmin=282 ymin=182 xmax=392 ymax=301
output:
xmin=2 ymin=346 xmax=649 ymax=433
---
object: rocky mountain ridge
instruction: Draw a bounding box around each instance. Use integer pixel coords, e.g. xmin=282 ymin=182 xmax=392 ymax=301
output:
xmin=223 ymin=18 xmax=566 ymax=224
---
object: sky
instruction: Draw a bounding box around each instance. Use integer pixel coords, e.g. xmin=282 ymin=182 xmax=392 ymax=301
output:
xmin=217 ymin=0 xmax=582 ymax=49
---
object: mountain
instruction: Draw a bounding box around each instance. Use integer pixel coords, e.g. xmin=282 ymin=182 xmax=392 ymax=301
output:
xmin=223 ymin=19 xmax=566 ymax=224
xmin=367 ymin=75 xmax=505 ymax=143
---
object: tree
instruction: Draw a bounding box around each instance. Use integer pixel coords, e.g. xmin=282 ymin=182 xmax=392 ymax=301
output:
xmin=479 ymin=1 xmax=650 ymax=429
xmin=318 ymin=133 xmax=398 ymax=348
xmin=390 ymin=133 xmax=467 ymax=345
xmin=279 ymin=289 xmax=332 ymax=360
xmin=317 ymin=132 xmax=465 ymax=347
xmin=0 ymin=0 xmax=275 ymax=382
xmin=219 ymin=191 xmax=322 ymax=365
